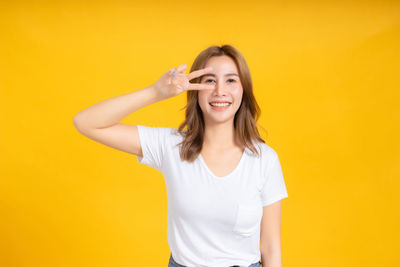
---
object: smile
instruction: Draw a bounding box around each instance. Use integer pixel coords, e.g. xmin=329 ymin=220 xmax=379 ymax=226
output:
xmin=209 ymin=102 xmax=232 ymax=111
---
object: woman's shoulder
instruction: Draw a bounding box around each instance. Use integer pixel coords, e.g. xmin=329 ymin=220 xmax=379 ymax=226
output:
xmin=248 ymin=141 xmax=279 ymax=162
xmin=139 ymin=125 xmax=181 ymax=136
xmin=156 ymin=127 xmax=185 ymax=145
xmin=136 ymin=125 xmax=183 ymax=145
xmin=165 ymin=127 xmax=184 ymax=139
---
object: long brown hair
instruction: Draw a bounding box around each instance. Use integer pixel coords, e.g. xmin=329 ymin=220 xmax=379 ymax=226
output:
xmin=176 ymin=44 xmax=267 ymax=162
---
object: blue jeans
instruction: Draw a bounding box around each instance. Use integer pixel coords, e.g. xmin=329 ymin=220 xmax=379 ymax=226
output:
xmin=168 ymin=253 xmax=262 ymax=267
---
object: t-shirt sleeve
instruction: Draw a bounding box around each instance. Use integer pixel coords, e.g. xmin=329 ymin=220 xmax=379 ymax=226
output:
xmin=136 ymin=125 xmax=170 ymax=172
xmin=261 ymin=153 xmax=289 ymax=207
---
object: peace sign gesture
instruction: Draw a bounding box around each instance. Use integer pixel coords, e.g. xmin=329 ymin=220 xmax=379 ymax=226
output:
xmin=152 ymin=64 xmax=215 ymax=100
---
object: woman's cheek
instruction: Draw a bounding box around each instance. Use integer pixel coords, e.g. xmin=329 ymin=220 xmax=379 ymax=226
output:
xmin=230 ymin=85 xmax=242 ymax=94
xmin=231 ymin=86 xmax=243 ymax=101
xmin=198 ymin=92 xmax=211 ymax=110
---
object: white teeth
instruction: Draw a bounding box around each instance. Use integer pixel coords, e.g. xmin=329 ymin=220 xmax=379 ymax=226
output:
xmin=210 ymin=102 xmax=231 ymax=107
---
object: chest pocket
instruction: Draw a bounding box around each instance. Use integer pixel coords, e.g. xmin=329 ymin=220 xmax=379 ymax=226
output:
xmin=232 ymin=204 xmax=263 ymax=237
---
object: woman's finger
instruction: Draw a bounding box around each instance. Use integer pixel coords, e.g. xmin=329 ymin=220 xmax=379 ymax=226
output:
xmin=186 ymin=83 xmax=215 ymax=91
xmin=186 ymin=67 xmax=213 ymax=81
xmin=168 ymin=67 xmax=176 ymax=74
xmin=168 ymin=67 xmax=177 ymax=78
xmin=176 ymin=64 xmax=187 ymax=73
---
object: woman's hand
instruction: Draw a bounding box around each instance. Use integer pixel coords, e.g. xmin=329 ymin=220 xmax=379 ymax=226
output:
xmin=152 ymin=64 xmax=215 ymax=100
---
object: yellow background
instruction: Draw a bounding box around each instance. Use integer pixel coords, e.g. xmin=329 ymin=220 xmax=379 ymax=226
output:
xmin=1 ymin=1 xmax=399 ymax=266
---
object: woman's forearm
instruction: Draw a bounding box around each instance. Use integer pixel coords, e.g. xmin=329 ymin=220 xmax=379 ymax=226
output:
xmin=73 ymin=85 xmax=163 ymax=129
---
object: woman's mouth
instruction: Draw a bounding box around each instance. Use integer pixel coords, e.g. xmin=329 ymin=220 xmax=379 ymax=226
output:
xmin=209 ymin=101 xmax=232 ymax=111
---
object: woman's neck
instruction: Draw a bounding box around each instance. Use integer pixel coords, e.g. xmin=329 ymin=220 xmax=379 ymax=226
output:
xmin=202 ymin=123 xmax=242 ymax=151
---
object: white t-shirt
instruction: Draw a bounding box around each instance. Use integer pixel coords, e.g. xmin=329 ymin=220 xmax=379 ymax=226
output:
xmin=136 ymin=125 xmax=288 ymax=267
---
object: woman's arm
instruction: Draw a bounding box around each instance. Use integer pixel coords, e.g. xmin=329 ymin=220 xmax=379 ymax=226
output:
xmin=73 ymin=85 xmax=162 ymax=130
xmin=260 ymin=200 xmax=284 ymax=267
xmin=72 ymin=85 xmax=165 ymax=156
xmin=72 ymin=64 xmax=214 ymax=156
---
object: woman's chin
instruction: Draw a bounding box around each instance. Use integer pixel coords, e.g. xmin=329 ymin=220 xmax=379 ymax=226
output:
xmin=205 ymin=114 xmax=235 ymax=124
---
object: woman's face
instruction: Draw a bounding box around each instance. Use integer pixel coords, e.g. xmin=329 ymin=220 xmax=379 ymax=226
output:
xmin=198 ymin=55 xmax=243 ymax=125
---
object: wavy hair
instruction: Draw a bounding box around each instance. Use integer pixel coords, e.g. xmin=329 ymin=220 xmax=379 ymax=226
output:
xmin=176 ymin=44 xmax=267 ymax=162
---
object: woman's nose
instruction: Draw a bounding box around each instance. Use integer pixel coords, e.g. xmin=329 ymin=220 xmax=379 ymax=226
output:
xmin=214 ymin=80 xmax=227 ymax=94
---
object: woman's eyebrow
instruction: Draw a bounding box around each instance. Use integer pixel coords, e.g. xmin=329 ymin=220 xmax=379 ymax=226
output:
xmin=201 ymin=73 xmax=239 ymax=78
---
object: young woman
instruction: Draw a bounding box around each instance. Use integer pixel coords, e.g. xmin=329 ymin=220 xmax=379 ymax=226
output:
xmin=73 ymin=44 xmax=288 ymax=267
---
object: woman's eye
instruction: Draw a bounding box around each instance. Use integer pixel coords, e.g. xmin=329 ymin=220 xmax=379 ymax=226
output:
xmin=204 ymin=79 xmax=236 ymax=83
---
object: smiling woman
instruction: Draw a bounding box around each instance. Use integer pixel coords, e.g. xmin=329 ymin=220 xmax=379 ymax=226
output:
xmin=73 ymin=44 xmax=288 ymax=267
